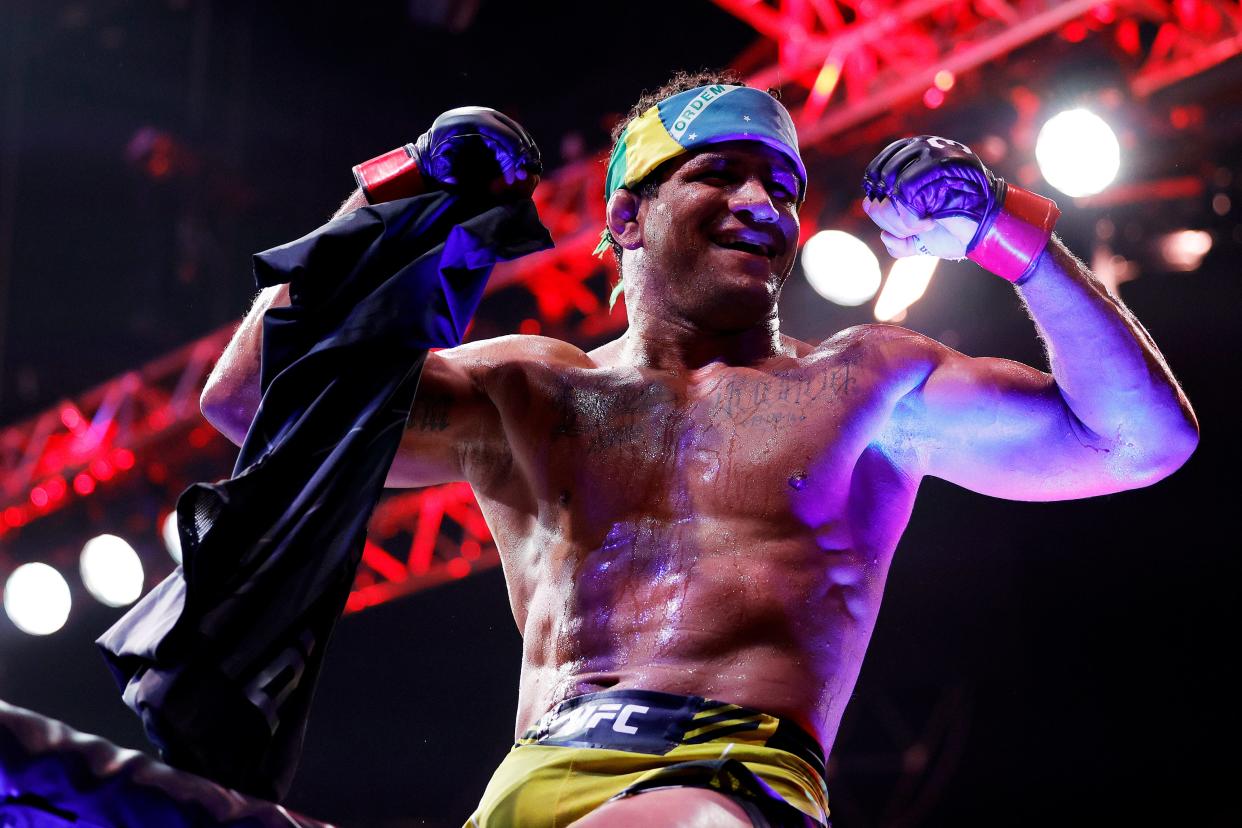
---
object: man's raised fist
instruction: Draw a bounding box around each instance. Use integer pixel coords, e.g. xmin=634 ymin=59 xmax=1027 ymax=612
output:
xmin=354 ymin=106 xmax=543 ymax=204
xmin=861 ymin=135 xmax=1059 ymax=284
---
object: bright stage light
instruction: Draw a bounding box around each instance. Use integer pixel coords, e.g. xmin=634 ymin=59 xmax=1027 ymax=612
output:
xmin=162 ymin=510 xmax=183 ymax=564
xmin=4 ymin=563 xmax=72 ymax=635
xmin=800 ymin=230 xmax=881 ymax=306
xmin=80 ymin=534 xmax=145 ymax=607
xmin=1159 ymin=229 xmax=1212 ymax=271
xmin=874 ymin=256 xmax=939 ymax=322
xmin=1035 ymin=108 xmax=1120 ymax=197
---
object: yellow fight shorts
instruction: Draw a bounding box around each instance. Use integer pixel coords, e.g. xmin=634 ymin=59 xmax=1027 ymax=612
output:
xmin=464 ymin=689 xmax=831 ymax=827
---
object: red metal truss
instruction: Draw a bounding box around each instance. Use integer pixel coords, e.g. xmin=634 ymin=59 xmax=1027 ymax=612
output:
xmin=1129 ymin=1 xmax=1242 ymax=96
xmin=3 ymin=1 xmax=1239 ymax=612
xmin=347 ymin=482 xmax=500 ymax=613
xmin=0 ymin=330 xmax=232 ymax=538
xmin=489 ymin=146 xmax=628 ymax=337
xmin=713 ymin=1 xmax=1242 ymax=141
xmin=715 ymin=0 xmax=1105 ymax=142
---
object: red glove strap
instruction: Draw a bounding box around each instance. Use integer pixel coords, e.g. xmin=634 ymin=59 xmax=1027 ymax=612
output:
xmin=352 ymin=144 xmax=427 ymax=204
xmin=966 ymin=184 xmax=1060 ymax=283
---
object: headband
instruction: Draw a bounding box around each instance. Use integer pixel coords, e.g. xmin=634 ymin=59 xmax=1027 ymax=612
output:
xmin=594 ymin=84 xmax=807 ymax=267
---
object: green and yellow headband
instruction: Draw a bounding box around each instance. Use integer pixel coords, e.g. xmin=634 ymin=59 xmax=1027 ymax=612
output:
xmin=594 ymin=83 xmax=808 ymax=264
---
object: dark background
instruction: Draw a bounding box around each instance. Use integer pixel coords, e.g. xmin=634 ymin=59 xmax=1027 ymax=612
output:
xmin=0 ymin=1 xmax=1238 ymax=826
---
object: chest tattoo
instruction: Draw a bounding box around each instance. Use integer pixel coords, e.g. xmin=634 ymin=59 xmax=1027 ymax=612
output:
xmin=708 ymin=364 xmax=859 ymax=429
xmin=548 ymin=360 xmax=864 ymax=451
xmin=554 ymin=382 xmax=679 ymax=453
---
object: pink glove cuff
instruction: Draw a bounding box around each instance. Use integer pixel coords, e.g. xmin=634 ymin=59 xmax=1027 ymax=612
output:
xmin=352 ymin=144 xmax=427 ymax=204
xmin=966 ymin=184 xmax=1059 ymax=283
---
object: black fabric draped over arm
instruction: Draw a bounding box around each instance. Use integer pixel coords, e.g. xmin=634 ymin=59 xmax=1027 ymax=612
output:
xmin=95 ymin=191 xmax=552 ymax=801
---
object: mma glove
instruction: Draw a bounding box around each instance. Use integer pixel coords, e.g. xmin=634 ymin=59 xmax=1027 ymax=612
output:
xmin=862 ymin=135 xmax=1059 ymax=284
xmin=353 ymin=106 xmax=543 ymax=204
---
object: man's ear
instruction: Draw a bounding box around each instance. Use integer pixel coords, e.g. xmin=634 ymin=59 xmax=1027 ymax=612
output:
xmin=606 ymin=188 xmax=643 ymax=250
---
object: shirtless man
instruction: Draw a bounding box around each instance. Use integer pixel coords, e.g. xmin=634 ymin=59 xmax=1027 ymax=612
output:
xmin=200 ymin=73 xmax=1198 ymax=826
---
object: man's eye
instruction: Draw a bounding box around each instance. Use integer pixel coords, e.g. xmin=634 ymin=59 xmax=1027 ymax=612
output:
xmin=770 ymin=180 xmax=797 ymax=200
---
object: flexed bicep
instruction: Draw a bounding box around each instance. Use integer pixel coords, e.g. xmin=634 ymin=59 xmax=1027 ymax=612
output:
xmin=890 ymin=335 xmax=1140 ymax=502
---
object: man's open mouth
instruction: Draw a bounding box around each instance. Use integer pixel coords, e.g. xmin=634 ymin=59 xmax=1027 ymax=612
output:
xmin=713 ymin=238 xmax=774 ymax=257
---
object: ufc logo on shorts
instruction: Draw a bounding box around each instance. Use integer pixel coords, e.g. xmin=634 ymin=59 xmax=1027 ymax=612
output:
xmin=553 ymin=702 xmax=650 ymax=736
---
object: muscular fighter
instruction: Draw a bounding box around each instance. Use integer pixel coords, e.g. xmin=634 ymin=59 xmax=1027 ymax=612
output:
xmin=200 ymin=72 xmax=1198 ymax=826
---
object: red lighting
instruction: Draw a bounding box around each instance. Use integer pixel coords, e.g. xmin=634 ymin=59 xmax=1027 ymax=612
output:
xmin=188 ymin=427 xmax=212 ymax=448
xmin=112 ymin=448 xmax=136 ymax=470
xmin=1175 ymin=0 xmax=1201 ymax=26
xmin=1169 ymin=105 xmax=1203 ymax=130
xmin=923 ymin=87 xmax=945 ymax=109
xmin=1116 ymin=19 xmax=1140 ymax=54
xmin=60 ymin=406 xmax=83 ymax=430
xmin=89 ymin=458 xmax=115 ymax=481
xmin=30 ymin=487 xmax=49 ymax=508
xmin=345 ymin=588 xmax=383 ymax=614
xmin=73 ymin=473 xmax=96 ymax=495
xmin=446 ymin=558 xmax=471 ymax=579
xmin=1092 ymin=4 xmax=1115 ymax=24
xmin=1061 ymin=20 xmax=1088 ymax=43
xmin=3 ymin=507 xmax=26 ymax=527
xmin=362 ymin=541 xmax=408 ymax=583
xmin=461 ymin=539 xmax=481 ymax=561
xmin=44 ymin=477 xmax=67 ymax=500
xmin=518 ymin=318 xmax=542 ymax=336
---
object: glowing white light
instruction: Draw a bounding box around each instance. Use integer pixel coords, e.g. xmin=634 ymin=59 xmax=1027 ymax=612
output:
xmin=1159 ymin=230 xmax=1212 ymax=272
xmin=800 ymin=230 xmax=881 ymax=306
xmin=874 ymin=256 xmax=939 ymax=322
xmin=4 ymin=563 xmax=72 ymax=635
xmin=1036 ymin=109 xmax=1120 ymax=197
xmin=162 ymin=511 xmax=183 ymax=564
xmin=80 ymin=534 xmax=145 ymax=607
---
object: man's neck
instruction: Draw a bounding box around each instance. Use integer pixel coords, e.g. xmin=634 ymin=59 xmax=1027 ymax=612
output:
xmin=618 ymin=303 xmax=788 ymax=371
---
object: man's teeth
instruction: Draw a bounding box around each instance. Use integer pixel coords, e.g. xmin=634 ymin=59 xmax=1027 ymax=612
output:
xmin=719 ymin=240 xmax=766 ymax=255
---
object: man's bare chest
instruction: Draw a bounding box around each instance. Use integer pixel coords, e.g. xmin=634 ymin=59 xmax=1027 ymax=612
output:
xmin=484 ymin=356 xmax=895 ymax=523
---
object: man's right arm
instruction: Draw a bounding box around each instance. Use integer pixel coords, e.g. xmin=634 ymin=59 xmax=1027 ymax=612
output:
xmin=203 ymin=105 xmax=543 ymax=486
xmin=199 ymin=187 xmax=501 ymax=489
xmin=199 ymin=187 xmax=368 ymax=445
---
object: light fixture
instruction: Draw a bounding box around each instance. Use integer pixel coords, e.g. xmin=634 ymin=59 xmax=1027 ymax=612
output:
xmin=4 ymin=563 xmax=72 ymax=635
xmin=1035 ymin=108 xmax=1121 ymax=198
xmin=80 ymin=534 xmax=145 ymax=607
xmin=801 ymin=230 xmax=881 ymax=306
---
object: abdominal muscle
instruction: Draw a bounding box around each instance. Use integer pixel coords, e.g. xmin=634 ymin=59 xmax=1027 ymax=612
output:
xmin=466 ymin=330 xmax=924 ymax=755
xmin=509 ymin=512 xmax=895 ymax=755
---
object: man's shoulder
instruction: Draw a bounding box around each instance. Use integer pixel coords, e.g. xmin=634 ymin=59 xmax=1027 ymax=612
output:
xmin=804 ymin=324 xmax=956 ymax=400
xmin=811 ymin=323 xmax=946 ymax=362
xmin=437 ymin=334 xmax=596 ymax=373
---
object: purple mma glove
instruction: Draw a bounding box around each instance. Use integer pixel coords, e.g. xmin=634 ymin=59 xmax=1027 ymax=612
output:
xmin=354 ymin=106 xmax=542 ymax=203
xmin=862 ymin=135 xmax=1059 ymax=284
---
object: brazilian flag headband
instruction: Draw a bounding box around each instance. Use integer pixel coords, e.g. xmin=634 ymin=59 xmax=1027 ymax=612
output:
xmin=594 ymin=83 xmax=808 ymax=266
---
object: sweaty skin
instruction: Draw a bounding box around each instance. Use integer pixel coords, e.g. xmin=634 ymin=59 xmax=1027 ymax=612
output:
xmin=201 ymin=142 xmax=1197 ymax=761
xmin=412 ymin=325 xmax=917 ymax=754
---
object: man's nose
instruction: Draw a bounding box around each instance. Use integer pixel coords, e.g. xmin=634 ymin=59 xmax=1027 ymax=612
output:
xmin=729 ymin=177 xmax=779 ymax=223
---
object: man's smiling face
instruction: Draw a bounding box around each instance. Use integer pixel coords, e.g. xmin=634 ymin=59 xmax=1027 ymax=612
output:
xmin=624 ymin=140 xmax=802 ymax=328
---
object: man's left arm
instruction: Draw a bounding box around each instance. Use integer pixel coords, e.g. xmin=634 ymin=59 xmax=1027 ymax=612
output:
xmin=1016 ymin=235 xmax=1198 ymax=467
xmin=863 ymin=136 xmax=1198 ymax=500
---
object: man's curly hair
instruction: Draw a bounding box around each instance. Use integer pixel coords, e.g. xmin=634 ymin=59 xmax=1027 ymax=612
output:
xmin=605 ymin=69 xmax=782 ymax=309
